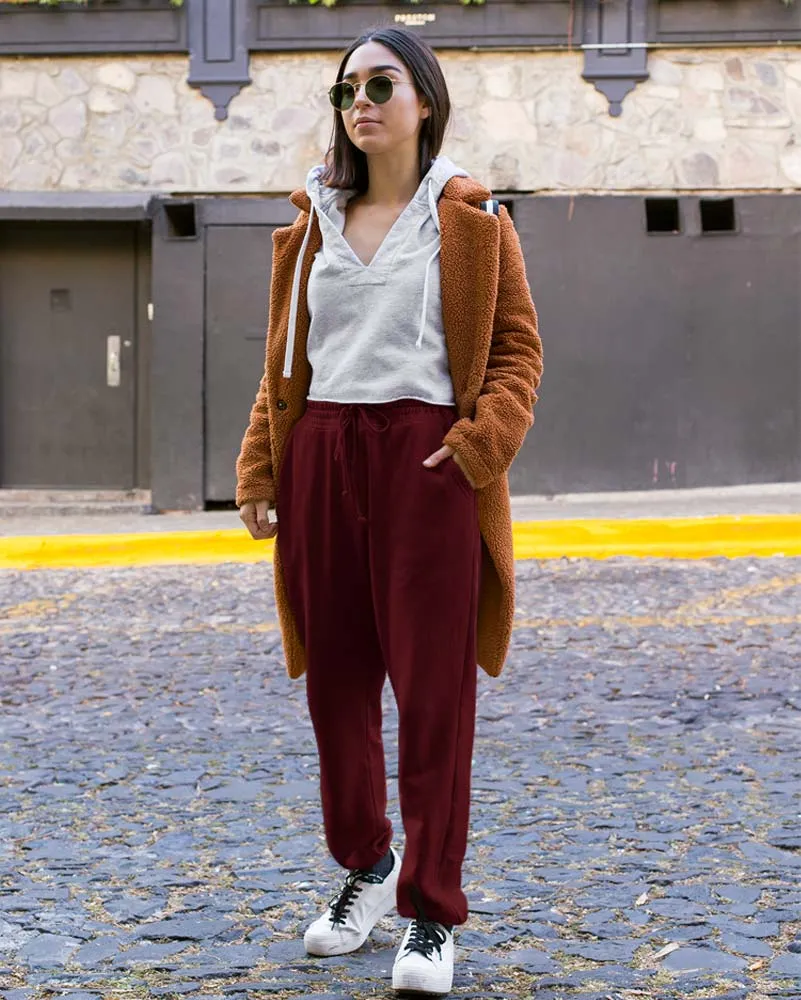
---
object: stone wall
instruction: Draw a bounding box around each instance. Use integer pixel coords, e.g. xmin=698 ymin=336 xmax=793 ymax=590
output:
xmin=1 ymin=47 xmax=800 ymax=193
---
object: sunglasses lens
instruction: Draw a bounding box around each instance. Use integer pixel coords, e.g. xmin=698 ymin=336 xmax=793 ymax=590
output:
xmin=329 ymin=75 xmax=395 ymax=111
xmin=329 ymin=82 xmax=354 ymax=111
xmin=366 ymin=76 xmax=394 ymax=104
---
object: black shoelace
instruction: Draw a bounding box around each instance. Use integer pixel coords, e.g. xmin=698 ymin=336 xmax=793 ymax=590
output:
xmin=402 ymin=918 xmax=449 ymax=960
xmin=328 ymin=868 xmax=385 ymax=927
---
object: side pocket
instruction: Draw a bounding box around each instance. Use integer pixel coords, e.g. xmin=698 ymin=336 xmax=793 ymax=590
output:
xmin=445 ymin=455 xmax=475 ymax=497
xmin=438 ymin=408 xmax=476 ymax=498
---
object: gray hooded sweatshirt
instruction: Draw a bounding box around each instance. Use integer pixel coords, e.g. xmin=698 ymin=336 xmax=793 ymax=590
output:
xmin=282 ymin=154 xmax=470 ymax=405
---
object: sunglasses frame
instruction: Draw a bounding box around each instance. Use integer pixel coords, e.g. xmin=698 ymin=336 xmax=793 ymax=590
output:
xmin=328 ymin=74 xmax=414 ymax=112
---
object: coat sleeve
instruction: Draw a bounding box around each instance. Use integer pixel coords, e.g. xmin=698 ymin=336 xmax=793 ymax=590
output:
xmin=235 ymin=218 xmax=304 ymax=508
xmin=234 ymin=355 xmax=275 ymax=509
xmin=442 ymin=203 xmax=543 ymax=490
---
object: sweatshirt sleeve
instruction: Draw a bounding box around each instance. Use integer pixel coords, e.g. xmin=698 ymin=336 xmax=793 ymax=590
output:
xmin=442 ymin=203 xmax=543 ymax=490
xmin=235 ymin=346 xmax=275 ymax=509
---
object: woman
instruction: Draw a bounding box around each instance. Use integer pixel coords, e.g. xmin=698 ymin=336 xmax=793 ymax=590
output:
xmin=236 ymin=25 xmax=543 ymax=996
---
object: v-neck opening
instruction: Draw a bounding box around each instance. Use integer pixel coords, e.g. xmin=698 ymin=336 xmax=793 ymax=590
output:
xmin=338 ymin=181 xmax=427 ymax=271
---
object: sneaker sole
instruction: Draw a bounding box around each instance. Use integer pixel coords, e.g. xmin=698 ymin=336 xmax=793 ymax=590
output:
xmin=391 ymin=967 xmax=453 ymax=995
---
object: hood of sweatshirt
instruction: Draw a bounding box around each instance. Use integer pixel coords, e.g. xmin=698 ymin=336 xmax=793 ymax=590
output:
xmin=282 ymin=154 xmax=472 ymax=378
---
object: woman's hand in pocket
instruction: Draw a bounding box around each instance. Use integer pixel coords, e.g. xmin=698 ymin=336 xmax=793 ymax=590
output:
xmin=422 ymin=444 xmax=477 ymax=489
xmin=240 ymin=499 xmax=278 ymax=539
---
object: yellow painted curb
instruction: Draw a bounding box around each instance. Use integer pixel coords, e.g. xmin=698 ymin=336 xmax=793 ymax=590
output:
xmin=0 ymin=514 xmax=799 ymax=570
xmin=0 ymin=530 xmax=275 ymax=570
xmin=512 ymin=514 xmax=801 ymax=560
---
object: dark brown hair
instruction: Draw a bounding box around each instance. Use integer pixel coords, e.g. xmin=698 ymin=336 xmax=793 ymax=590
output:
xmin=318 ymin=25 xmax=452 ymax=193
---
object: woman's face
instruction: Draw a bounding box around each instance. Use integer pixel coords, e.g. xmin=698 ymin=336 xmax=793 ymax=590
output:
xmin=337 ymin=41 xmax=430 ymax=155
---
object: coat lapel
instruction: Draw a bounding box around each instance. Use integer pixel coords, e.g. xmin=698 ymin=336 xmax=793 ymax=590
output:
xmin=275 ymin=176 xmax=500 ymax=415
xmin=437 ymin=188 xmax=500 ymax=413
xmin=268 ymin=206 xmax=320 ymax=406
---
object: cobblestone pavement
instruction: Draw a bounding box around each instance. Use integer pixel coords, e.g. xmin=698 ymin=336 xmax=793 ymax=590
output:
xmin=1 ymin=557 xmax=800 ymax=1000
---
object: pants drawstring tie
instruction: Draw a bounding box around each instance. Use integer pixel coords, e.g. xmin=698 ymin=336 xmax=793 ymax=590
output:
xmin=333 ymin=405 xmax=391 ymax=523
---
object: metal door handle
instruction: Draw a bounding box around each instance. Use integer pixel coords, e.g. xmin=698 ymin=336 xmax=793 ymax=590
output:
xmin=107 ymin=335 xmax=121 ymax=387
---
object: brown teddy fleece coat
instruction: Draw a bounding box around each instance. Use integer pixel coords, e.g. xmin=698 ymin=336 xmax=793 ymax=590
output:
xmin=236 ymin=173 xmax=543 ymax=681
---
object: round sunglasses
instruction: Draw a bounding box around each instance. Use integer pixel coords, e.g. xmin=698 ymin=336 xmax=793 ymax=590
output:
xmin=328 ymin=74 xmax=415 ymax=112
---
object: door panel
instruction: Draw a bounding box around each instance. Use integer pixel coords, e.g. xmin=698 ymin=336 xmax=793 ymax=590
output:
xmin=204 ymin=225 xmax=274 ymax=501
xmin=0 ymin=222 xmax=137 ymax=488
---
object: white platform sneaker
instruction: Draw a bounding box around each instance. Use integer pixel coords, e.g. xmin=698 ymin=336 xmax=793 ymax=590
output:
xmin=391 ymin=917 xmax=455 ymax=995
xmin=303 ymin=846 xmax=401 ymax=957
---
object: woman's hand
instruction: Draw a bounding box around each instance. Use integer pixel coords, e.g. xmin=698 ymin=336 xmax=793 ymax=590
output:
xmin=240 ymin=499 xmax=278 ymax=539
xmin=422 ymin=444 xmax=477 ymax=489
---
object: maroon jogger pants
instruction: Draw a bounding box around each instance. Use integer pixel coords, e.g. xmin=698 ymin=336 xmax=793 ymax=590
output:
xmin=276 ymin=398 xmax=482 ymax=927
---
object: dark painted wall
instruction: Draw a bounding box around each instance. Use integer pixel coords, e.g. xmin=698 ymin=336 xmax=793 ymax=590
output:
xmin=150 ymin=201 xmax=206 ymax=510
xmin=147 ymin=193 xmax=800 ymax=509
xmin=511 ymin=193 xmax=800 ymax=495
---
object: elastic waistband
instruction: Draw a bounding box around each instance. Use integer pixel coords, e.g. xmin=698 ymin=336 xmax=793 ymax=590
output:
xmin=304 ymin=398 xmax=457 ymax=420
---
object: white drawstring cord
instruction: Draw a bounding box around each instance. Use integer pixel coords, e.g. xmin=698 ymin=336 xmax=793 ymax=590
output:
xmin=416 ymin=179 xmax=442 ymax=351
xmin=416 ymin=245 xmax=440 ymax=351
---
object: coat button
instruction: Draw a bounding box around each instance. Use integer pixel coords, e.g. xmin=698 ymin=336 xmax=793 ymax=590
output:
xmin=276 ymin=399 xmax=288 ymax=411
